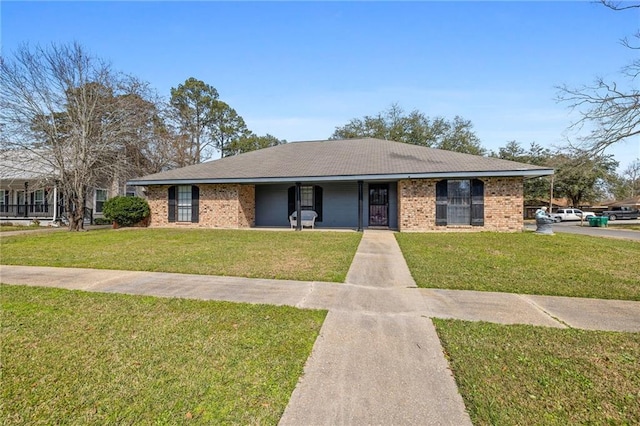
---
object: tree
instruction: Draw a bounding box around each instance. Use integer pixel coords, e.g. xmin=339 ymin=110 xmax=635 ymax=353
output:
xmin=557 ymin=1 xmax=639 ymax=154
xmin=551 ymin=152 xmax=619 ymax=206
xmin=0 ymin=42 xmax=161 ymax=230
xmin=608 ymin=158 xmax=640 ymax=199
xmin=169 ymin=77 xmax=219 ymax=164
xmin=492 ymin=141 xmax=553 ymax=203
xmin=225 ymin=133 xmax=286 ymax=156
xmin=210 ymin=101 xmax=251 ymax=158
xmin=622 ymin=159 xmax=640 ymax=197
xmin=330 ymin=104 xmax=486 ymax=155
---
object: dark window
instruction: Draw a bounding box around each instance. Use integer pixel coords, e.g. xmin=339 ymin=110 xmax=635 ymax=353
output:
xmin=168 ymin=185 xmax=199 ymax=223
xmin=177 ymin=185 xmax=192 ymax=222
xmin=95 ymin=189 xmax=107 ymax=213
xmin=288 ymin=185 xmax=323 ymax=222
xmin=435 ymin=179 xmax=484 ymax=226
xmin=0 ymin=190 xmax=7 ymax=212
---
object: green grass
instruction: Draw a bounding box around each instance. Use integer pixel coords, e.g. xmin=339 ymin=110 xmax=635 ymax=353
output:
xmin=434 ymin=319 xmax=640 ymax=426
xmin=0 ymin=225 xmax=42 ymax=232
xmin=396 ymin=232 xmax=640 ymax=300
xmin=608 ymin=223 xmax=640 ymax=231
xmin=1 ymin=284 xmax=326 ymax=425
xmin=0 ymin=228 xmax=362 ymax=282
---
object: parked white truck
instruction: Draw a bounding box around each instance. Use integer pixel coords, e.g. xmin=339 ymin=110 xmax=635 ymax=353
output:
xmin=551 ymin=208 xmax=596 ymax=222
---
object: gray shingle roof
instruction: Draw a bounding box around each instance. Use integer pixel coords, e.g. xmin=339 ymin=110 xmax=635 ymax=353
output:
xmin=129 ymin=138 xmax=553 ymax=185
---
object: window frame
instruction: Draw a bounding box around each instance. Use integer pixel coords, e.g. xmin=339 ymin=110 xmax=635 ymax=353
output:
xmin=168 ymin=185 xmax=199 ymax=223
xmin=95 ymin=189 xmax=108 ymax=213
xmin=177 ymin=185 xmax=192 ymax=222
xmin=0 ymin=190 xmax=7 ymax=212
xmin=288 ymin=185 xmax=323 ymax=222
xmin=435 ymin=179 xmax=484 ymax=227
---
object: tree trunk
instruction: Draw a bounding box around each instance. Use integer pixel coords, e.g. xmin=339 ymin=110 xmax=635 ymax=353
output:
xmin=65 ymin=189 xmax=86 ymax=231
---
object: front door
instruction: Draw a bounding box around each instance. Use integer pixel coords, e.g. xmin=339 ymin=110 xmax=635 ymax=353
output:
xmin=369 ymin=184 xmax=389 ymax=226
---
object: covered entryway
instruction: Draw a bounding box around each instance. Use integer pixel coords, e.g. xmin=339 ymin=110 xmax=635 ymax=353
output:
xmin=369 ymin=184 xmax=389 ymax=227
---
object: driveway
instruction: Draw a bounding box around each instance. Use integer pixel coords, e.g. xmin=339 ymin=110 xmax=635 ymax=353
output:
xmin=526 ymin=219 xmax=640 ymax=240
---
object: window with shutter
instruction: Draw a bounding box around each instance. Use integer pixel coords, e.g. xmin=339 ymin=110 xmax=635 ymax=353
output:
xmin=287 ymin=185 xmax=323 ymax=222
xmin=168 ymin=186 xmax=176 ymax=222
xmin=191 ymin=186 xmax=199 ymax=223
xmin=435 ymin=180 xmax=448 ymax=226
xmin=471 ymin=179 xmax=484 ymax=226
xmin=435 ymin=179 xmax=484 ymax=227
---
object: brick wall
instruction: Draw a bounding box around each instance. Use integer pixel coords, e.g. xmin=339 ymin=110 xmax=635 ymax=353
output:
xmin=483 ymin=177 xmax=524 ymax=232
xmin=398 ymin=177 xmax=524 ymax=232
xmin=146 ymin=184 xmax=255 ymax=229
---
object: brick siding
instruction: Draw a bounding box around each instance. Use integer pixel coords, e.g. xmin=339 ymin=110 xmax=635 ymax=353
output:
xmin=398 ymin=177 xmax=523 ymax=232
xmin=146 ymin=184 xmax=255 ymax=229
xmin=146 ymin=178 xmax=523 ymax=232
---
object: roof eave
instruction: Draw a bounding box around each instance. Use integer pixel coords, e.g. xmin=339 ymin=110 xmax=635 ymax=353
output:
xmin=128 ymin=169 xmax=554 ymax=186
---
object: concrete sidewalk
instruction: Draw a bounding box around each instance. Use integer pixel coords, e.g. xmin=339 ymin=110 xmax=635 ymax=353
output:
xmin=1 ymin=263 xmax=637 ymax=333
xmin=279 ymin=230 xmax=472 ymax=425
xmin=1 ymin=230 xmax=639 ymax=424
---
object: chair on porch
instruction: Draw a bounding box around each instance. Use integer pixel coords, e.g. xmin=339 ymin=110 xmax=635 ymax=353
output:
xmin=289 ymin=210 xmax=318 ymax=229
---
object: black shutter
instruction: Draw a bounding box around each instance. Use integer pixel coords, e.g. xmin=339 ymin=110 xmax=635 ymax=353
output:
xmin=30 ymin=192 xmax=35 ymax=213
xmin=314 ymin=185 xmax=323 ymax=222
xmin=168 ymin=186 xmax=176 ymax=222
xmin=288 ymin=186 xmax=295 ymax=217
xmin=471 ymin=179 xmax=484 ymax=226
xmin=435 ymin=180 xmax=447 ymax=226
xmin=191 ymin=185 xmax=199 ymax=223
xmin=44 ymin=189 xmax=49 ymax=213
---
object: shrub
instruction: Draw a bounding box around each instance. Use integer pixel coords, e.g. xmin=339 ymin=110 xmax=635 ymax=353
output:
xmin=93 ymin=218 xmax=112 ymax=225
xmin=102 ymin=196 xmax=150 ymax=227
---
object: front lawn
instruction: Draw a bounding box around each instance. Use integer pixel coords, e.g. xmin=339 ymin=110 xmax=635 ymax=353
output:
xmin=434 ymin=319 xmax=640 ymax=425
xmin=0 ymin=225 xmax=42 ymax=232
xmin=1 ymin=285 xmax=326 ymax=425
xmin=0 ymin=228 xmax=362 ymax=282
xmin=396 ymin=232 xmax=640 ymax=300
xmin=608 ymin=223 xmax=640 ymax=231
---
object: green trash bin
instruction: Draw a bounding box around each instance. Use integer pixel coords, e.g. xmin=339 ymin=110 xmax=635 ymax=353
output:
xmin=588 ymin=216 xmax=608 ymax=227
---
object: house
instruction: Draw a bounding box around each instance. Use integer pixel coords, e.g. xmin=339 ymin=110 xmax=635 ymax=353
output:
xmin=0 ymin=150 xmax=138 ymax=225
xmin=128 ymin=138 xmax=554 ymax=232
xmin=607 ymin=196 xmax=640 ymax=209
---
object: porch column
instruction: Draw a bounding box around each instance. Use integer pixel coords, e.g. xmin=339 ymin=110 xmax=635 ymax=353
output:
xmin=295 ymin=182 xmax=302 ymax=231
xmin=52 ymin=184 xmax=58 ymax=222
xmin=24 ymin=181 xmax=29 ymax=218
xmin=357 ymin=180 xmax=363 ymax=232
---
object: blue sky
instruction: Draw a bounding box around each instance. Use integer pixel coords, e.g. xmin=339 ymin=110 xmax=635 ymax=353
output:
xmin=2 ymin=1 xmax=639 ymax=171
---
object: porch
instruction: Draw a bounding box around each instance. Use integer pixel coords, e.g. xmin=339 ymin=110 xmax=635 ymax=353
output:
xmin=0 ymin=204 xmax=93 ymax=226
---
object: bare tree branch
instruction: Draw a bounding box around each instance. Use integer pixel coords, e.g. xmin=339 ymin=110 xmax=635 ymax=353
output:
xmin=600 ymin=0 xmax=640 ymax=11
xmin=1 ymin=43 xmax=170 ymax=230
xmin=557 ymin=3 xmax=639 ymax=156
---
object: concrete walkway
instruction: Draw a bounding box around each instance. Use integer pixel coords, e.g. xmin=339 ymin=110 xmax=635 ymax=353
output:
xmin=279 ymin=230 xmax=471 ymax=425
xmin=1 ymin=230 xmax=639 ymax=424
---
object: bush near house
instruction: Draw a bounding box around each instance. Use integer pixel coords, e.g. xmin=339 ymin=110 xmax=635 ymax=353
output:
xmin=102 ymin=196 xmax=150 ymax=227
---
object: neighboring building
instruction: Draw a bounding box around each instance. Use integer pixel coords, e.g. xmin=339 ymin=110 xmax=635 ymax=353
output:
xmin=608 ymin=196 xmax=640 ymax=209
xmin=129 ymin=138 xmax=554 ymax=232
xmin=0 ymin=150 xmax=138 ymax=225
